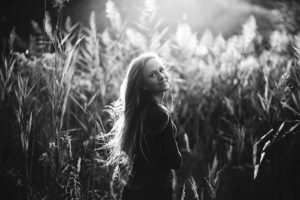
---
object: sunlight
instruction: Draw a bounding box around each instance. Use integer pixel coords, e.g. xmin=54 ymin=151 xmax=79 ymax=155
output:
xmin=122 ymin=0 xmax=283 ymax=36
xmin=2 ymin=0 xmax=300 ymax=199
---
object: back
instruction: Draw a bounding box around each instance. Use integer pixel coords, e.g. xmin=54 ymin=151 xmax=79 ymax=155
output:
xmin=132 ymin=104 xmax=182 ymax=172
xmin=122 ymin=103 xmax=182 ymax=200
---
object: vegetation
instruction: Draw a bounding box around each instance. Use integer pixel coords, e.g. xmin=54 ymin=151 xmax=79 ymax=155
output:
xmin=1 ymin=0 xmax=300 ymax=199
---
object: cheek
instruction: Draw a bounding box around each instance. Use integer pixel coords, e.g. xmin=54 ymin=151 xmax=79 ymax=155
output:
xmin=144 ymin=79 xmax=157 ymax=89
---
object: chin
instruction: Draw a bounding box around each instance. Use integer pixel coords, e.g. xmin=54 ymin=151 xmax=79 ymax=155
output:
xmin=162 ymin=83 xmax=169 ymax=90
xmin=163 ymin=86 xmax=169 ymax=92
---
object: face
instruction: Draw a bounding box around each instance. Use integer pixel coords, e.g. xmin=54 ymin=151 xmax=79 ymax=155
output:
xmin=141 ymin=58 xmax=170 ymax=95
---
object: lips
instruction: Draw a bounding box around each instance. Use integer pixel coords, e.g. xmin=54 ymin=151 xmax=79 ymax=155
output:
xmin=160 ymin=80 xmax=168 ymax=85
xmin=159 ymin=80 xmax=169 ymax=88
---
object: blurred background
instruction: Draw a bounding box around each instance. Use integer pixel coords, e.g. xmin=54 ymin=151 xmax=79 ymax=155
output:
xmin=1 ymin=0 xmax=300 ymax=200
xmin=1 ymin=0 xmax=300 ymax=51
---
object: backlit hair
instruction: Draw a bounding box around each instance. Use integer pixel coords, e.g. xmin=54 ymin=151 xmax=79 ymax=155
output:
xmin=103 ymin=52 xmax=169 ymax=168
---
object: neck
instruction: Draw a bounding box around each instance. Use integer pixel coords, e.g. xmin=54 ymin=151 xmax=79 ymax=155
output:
xmin=153 ymin=93 xmax=164 ymax=104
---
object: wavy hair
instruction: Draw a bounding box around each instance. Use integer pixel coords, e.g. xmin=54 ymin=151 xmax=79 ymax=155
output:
xmin=103 ymin=52 xmax=170 ymax=168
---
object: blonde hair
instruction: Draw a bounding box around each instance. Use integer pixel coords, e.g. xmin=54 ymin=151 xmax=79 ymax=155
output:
xmin=103 ymin=52 xmax=167 ymax=168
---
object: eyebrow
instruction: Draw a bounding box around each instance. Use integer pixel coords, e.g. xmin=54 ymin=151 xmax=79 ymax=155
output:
xmin=148 ymin=66 xmax=164 ymax=74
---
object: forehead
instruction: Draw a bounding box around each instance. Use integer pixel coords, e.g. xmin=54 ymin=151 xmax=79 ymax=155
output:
xmin=142 ymin=58 xmax=163 ymax=74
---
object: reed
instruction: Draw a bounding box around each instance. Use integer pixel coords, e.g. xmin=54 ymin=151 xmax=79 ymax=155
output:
xmin=1 ymin=0 xmax=300 ymax=199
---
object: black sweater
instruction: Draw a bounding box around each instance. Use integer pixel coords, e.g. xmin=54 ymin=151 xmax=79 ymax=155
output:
xmin=126 ymin=103 xmax=182 ymax=190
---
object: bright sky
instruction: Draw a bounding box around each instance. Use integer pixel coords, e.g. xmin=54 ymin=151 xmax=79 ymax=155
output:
xmin=159 ymin=0 xmax=282 ymax=35
xmin=121 ymin=0 xmax=283 ymax=36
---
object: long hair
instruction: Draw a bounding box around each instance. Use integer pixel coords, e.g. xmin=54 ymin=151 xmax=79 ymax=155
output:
xmin=103 ymin=52 xmax=168 ymax=168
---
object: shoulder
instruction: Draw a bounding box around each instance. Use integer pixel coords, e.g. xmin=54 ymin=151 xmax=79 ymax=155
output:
xmin=146 ymin=104 xmax=169 ymax=120
xmin=143 ymin=104 xmax=171 ymax=134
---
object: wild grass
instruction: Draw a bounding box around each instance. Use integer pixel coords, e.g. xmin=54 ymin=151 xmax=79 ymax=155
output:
xmin=1 ymin=0 xmax=300 ymax=199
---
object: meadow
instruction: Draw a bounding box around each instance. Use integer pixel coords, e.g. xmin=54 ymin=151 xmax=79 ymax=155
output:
xmin=1 ymin=0 xmax=300 ymax=199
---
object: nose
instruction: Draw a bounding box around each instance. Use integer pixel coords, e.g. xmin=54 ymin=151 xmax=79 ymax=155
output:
xmin=157 ymin=72 xmax=165 ymax=80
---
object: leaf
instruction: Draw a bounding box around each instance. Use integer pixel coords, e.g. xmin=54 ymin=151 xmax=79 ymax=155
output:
xmin=70 ymin=94 xmax=86 ymax=113
xmin=70 ymin=111 xmax=88 ymax=132
xmin=281 ymin=102 xmax=300 ymax=116
xmin=87 ymin=91 xmax=99 ymax=107
xmin=61 ymin=36 xmax=84 ymax=82
xmin=44 ymin=11 xmax=54 ymax=41
xmin=262 ymin=140 xmax=270 ymax=152
xmin=288 ymin=122 xmax=300 ymax=132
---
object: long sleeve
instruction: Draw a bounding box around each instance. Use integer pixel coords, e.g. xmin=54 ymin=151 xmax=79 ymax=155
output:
xmin=126 ymin=104 xmax=182 ymax=198
xmin=144 ymin=106 xmax=182 ymax=170
xmin=160 ymin=120 xmax=182 ymax=169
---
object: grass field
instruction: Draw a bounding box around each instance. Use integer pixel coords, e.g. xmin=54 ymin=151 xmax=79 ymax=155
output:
xmin=1 ymin=1 xmax=300 ymax=199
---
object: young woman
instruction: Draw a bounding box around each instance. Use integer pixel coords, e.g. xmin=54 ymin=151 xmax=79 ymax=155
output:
xmin=104 ymin=52 xmax=182 ymax=200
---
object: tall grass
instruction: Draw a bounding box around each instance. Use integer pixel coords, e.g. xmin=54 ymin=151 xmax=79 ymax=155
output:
xmin=1 ymin=0 xmax=300 ymax=199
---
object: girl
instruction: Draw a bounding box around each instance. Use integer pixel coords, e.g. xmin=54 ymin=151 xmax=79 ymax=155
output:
xmin=104 ymin=52 xmax=182 ymax=200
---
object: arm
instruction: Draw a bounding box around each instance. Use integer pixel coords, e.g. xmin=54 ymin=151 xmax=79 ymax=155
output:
xmin=160 ymin=120 xmax=182 ymax=170
xmin=145 ymin=106 xmax=182 ymax=170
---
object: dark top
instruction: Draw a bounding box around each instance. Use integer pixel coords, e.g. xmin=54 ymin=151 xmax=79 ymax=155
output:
xmin=122 ymin=102 xmax=182 ymax=200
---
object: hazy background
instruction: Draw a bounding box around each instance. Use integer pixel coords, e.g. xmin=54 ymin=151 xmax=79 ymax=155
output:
xmin=1 ymin=1 xmax=300 ymax=200
xmin=1 ymin=0 xmax=299 ymax=50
